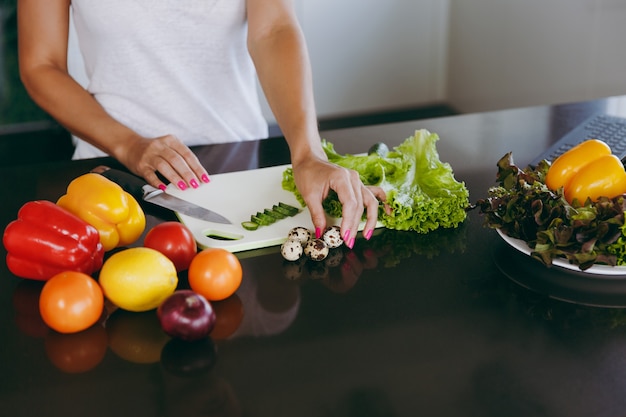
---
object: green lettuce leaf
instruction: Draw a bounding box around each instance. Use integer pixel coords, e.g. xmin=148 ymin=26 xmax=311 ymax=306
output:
xmin=282 ymin=129 xmax=470 ymax=233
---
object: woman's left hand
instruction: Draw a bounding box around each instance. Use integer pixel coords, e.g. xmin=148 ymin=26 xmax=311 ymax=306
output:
xmin=291 ymin=156 xmax=387 ymax=249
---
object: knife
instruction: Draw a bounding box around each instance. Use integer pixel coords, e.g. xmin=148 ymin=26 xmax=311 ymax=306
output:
xmin=92 ymin=166 xmax=232 ymax=224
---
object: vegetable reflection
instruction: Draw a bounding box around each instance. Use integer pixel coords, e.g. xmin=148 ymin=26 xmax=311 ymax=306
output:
xmin=280 ymin=221 xmax=469 ymax=286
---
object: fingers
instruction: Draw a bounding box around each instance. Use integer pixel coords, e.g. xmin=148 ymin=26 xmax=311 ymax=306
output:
xmin=133 ymin=135 xmax=210 ymax=191
xmin=294 ymin=158 xmax=387 ymax=249
xmin=305 ymin=199 xmax=328 ymax=239
xmin=337 ymin=174 xmax=388 ymax=249
xmin=335 ymin=169 xmax=364 ymax=249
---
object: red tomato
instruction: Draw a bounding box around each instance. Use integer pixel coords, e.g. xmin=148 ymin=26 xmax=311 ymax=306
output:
xmin=143 ymin=222 xmax=197 ymax=271
xmin=188 ymin=248 xmax=242 ymax=301
xmin=39 ymin=271 xmax=104 ymax=334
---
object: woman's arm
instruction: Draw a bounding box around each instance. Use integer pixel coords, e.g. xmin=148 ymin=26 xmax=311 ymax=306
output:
xmin=246 ymin=0 xmax=383 ymax=247
xmin=17 ymin=0 xmax=208 ymax=190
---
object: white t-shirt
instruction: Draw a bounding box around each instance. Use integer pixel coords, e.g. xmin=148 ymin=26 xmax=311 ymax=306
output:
xmin=70 ymin=0 xmax=269 ymax=159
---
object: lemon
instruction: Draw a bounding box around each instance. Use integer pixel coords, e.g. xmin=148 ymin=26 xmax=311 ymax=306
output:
xmin=99 ymin=247 xmax=178 ymax=312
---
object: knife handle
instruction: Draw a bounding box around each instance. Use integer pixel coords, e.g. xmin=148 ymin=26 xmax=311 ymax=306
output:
xmin=92 ymin=166 xmax=148 ymax=202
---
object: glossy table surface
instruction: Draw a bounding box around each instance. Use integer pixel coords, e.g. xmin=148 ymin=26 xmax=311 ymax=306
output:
xmin=3 ymin=96 xmax=626 ymax=416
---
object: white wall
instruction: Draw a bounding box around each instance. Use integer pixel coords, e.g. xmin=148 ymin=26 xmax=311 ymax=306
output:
xmin=260 ymin=0 xmax=450 ymax=122
xmin=447 ymin=0 xmax=626 ymax=113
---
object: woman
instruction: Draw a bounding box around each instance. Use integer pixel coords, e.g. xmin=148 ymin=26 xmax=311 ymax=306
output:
xmin=17 ymin=0 xmax=385 ymax=248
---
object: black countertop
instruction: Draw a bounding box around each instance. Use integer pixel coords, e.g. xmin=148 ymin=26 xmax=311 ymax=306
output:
xmin=3 ymin=96 xmax=626 ymax=416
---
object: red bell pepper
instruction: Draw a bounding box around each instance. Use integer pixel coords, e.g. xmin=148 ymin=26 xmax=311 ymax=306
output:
xmin=3 ymin=200 xmax=105 ymax=281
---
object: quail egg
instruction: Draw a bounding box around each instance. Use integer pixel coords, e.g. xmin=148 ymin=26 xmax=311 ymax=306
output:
xmin=304 ymin=238 xmax=329 ymax=261
xmin=322 ymin=225 xmax=343 ymax=248
xmin=288 ymin=226 xmax=312 ymax=244
xmin=281 ymin=238 xmax=303 ymax=261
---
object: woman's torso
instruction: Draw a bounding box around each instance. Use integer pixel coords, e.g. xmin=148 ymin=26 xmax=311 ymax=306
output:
xmin=70 ymin=0 xmax=268 ymax=159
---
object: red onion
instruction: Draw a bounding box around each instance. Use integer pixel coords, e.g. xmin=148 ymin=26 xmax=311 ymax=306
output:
xmin=157 ymin=290 xmax=216 ymax=341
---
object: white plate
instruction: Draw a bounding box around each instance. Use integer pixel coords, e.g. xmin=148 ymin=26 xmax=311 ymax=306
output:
xmin=496 ymin=228 xmax=626 ymax=276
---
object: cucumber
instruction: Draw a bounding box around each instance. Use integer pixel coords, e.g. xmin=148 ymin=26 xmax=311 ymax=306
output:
xmin=273 ymin=204 xmax=293 ymax=216
xmin=244 ymin=201 xmax=302 ymax=231
xmin=256 ymin=212 xmax=276 ymax=224
xmin=251 ymin=214 xmax=271 ymax=226
xmin=241 ymin=221 xmax=259 ymax=231
xmin=265 ymin=208 xmax=286 ymax=219
xmin=278 ymin=202 xmax=300 ymax=216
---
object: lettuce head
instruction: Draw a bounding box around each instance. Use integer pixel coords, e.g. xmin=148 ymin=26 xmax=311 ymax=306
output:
xmin=282 ymin=129 xmax=470 ymax=233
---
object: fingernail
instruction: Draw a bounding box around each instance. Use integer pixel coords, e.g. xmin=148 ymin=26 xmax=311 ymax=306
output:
xmin=347 ymin=237 xmax=356 ymax=249
xmin=190 ymin=179 xmax=199 ymax=189
xmin=201 ymin=174 xmax=210 ymax=183
xmin=177 ymin=181 xmax=187 ymax=191
xmin=158 ymin=183 xmax=167 ymax=192
xmin=315 ymin=227 xmax=322 ymax=239
xmin=343 ymin=230 xmax=351 ymax=242
xmin=364 ymin=229 xmax=373 ymax=241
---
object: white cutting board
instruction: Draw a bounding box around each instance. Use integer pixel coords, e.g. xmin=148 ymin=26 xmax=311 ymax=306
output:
xmin=166 ymin=164 xmax=377 ymax=253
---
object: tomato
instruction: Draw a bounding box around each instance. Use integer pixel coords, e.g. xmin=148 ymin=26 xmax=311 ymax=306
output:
xmin=188 ymin=248 xmax=243 ymax=301
xmin=143 ymin=221 xmax=197 ymax=271
xmin=39 ymin=271 xmax=104 ymax=334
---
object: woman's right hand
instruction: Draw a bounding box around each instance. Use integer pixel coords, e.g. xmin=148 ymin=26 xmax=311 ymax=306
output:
xmin=116 ymin=134 xmax=210 ymax=191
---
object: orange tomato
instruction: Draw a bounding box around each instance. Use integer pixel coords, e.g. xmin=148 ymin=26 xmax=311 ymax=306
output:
xmin=39 ymin=271 xmax=104 ymax=334
xmin=187 ymin=248 xmax=242 ymax=301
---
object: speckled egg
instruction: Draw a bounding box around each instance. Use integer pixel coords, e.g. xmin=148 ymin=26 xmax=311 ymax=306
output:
xmin=322 ymin=226 xmax=343 ymax=248
xmin=304 ymin=238 xmax=329 ymax=261
xmin=288 ymin=226 xmax=312 ymax=244
xmin=281 ymin=238 xmax=303 ymax=261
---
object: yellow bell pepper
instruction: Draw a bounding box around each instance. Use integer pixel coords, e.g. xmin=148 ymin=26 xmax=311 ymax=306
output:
xmin=545 ymin=139 xmax=626 ymax=205
xmin=57 ymin=173 xmax=146 ymax=251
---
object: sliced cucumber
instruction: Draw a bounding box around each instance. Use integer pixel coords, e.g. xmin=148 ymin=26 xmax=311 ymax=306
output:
xmin=244 ymin=201 xmax=302 ymax=231
xmin=256 ymin=212 xmax=276 ymax=224
xmin=251 ymin=214 xmax=271 ymax=226
xmin=278 ymin=202 xmax=300 ymax=216
xmin=272 ymin=204 xmax=293 ymax=216
xmin=265 ymin=208 xmax=286 ymax=219
xmin=241 ymin=221 xmax=259 ymax=231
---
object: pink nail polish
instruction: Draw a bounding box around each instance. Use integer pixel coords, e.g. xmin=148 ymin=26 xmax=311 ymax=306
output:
xmin=315 ymin=227 xmax=322 ymax=239
xmin=190 ymin=179 xmax=199 ymax=189
xmin=347 ymin=237 xmax=356 ymax=249
xmin=343 ymin=230 xmax=351 ymax=242
xmin=201 ymin=174 xmax=210 ymax=183
xmin=177 ymin=181 xmax=187 ymax=191
xmin=364 ymin=229 xmax=373 ymax=241
xmin=158 ymin=183 xmax=167 ymax=192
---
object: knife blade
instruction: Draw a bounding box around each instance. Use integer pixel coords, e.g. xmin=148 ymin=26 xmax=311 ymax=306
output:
xmin=93 ymin=166 xmax=232 ymax=224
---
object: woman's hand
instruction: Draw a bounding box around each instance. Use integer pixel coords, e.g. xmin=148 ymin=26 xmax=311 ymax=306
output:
xmin=291 ymin=156 xmax=387 ymax=249
xmin=115 ymin=134 xmax=210 ymax=191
